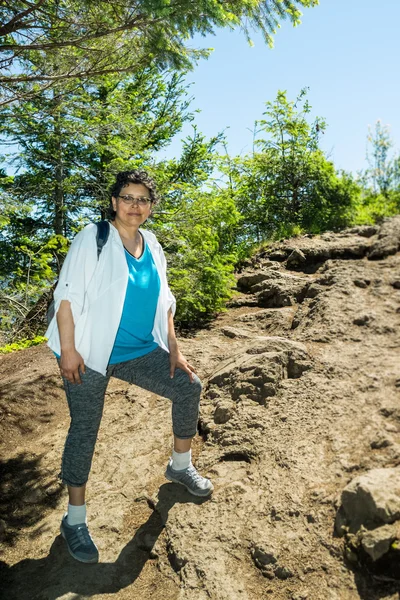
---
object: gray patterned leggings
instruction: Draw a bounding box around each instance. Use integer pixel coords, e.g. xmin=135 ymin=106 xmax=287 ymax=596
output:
xmin=57 ymin=345 xmax=202 ymax=487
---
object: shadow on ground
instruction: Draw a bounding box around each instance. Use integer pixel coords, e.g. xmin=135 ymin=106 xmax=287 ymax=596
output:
xmin=0 ymin=453 xmax=63 ymax=545
xmin=1 ymin=483 xmax=210 ymax=600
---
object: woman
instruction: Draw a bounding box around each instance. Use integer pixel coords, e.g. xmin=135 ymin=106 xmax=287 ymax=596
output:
xmin=45 ymin=170 xmax=213 ymax=564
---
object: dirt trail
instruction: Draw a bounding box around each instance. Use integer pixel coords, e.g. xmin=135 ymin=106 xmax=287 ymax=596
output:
xmin=1 ymin=217 xmax=400 ymax=600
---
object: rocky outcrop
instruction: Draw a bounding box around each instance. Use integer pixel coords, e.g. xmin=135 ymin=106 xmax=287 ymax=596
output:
xmin=239 ymin=216 xmax=400 ymax=271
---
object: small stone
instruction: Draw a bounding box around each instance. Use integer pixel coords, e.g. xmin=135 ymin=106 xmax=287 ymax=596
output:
xmin=23 ymin=487 xmax=45 ymax=504
xmin=353 ymin=279 xmax=369 ymax=288
xmin=251 ymin=542 xmax=279 ymax=567
xmin=353 ymin=314 xmax=371 ymax=326
xmin=370 ymin=434 xmax=393 ymax=449
xmin=275 ymin=565 xmax=294 ymax=579
xmin=207 ymin=388 xmax=222 ymax=399
xmin=292 ymin=591 xmax=309 ymax=600
xmin=220 ymin=326 xmax=251 ymax=339
xmin=361 ymin=523 xmax=400 ymax=561
xmin=214 ymin=404 xmax=234 ymax=424
xmin=286 ymin=248 xmax=307 ymax=268
xmin=306 ymin=512 xmax=316 ymax=523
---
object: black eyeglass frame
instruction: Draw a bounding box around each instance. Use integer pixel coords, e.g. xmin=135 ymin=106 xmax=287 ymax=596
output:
xmin=117 ymin=195 xmax=153 ymax=206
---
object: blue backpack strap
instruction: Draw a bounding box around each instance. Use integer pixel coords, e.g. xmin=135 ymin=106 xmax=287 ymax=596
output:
xmin=95 ymin=220 xmax=110 ymax=259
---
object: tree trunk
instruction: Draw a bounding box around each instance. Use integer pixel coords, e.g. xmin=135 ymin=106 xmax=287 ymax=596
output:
xmin=53 ymin=92 xmax=64 ymax=236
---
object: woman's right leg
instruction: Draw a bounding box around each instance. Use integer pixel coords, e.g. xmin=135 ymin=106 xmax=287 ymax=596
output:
xmin=58 ymin=362 xmax=110 ymax=502
xmin=57 ymin=362 xmax=110 ymax=563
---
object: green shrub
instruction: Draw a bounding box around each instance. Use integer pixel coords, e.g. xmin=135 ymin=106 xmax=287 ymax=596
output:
xmin=0 ymin=336 xmax=47 ymax=354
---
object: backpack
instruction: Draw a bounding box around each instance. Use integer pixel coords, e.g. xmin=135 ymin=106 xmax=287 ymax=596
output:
xmin=46 ymin=220 xmax=110 ymax=325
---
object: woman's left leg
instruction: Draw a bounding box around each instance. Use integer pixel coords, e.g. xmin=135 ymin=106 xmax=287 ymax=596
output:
xmin=110 ymin=345 xmax=202 ymax=441
xmin=110 ymin=345 xmax=213 ymax=496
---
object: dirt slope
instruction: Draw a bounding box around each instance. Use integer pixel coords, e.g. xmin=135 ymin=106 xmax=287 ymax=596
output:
xmin=1 ymin=216 xmax=400 ymax=600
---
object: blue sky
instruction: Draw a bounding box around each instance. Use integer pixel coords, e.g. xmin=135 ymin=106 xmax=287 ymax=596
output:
xmin=156 ymin=0 xmax=400 ymax=176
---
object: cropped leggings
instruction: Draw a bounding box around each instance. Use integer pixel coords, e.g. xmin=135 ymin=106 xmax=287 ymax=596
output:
xmin=57 ymin=345 xmax=202 ymax=487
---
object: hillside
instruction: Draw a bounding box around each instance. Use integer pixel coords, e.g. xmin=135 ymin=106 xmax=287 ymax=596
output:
xmin=1 ymin=216 xmax=400 ymax=600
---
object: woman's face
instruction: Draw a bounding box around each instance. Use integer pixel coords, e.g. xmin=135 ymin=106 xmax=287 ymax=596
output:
xmin=111 ymin=182 xmax=152 ymax=226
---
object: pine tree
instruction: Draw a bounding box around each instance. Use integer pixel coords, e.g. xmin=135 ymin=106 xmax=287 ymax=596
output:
xmin=1 ymin=0 xmax=319 ymax=106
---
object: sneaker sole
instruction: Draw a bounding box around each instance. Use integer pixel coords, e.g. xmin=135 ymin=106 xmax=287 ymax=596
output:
xmin=164 ymin=470 xmax=214 ymax=497
xmin=60 ymin=524 xmax=99 ymax=564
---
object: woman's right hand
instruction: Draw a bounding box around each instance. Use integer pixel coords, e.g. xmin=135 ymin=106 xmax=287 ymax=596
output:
xmin=60 ymin=348 xmax=86 ymax=384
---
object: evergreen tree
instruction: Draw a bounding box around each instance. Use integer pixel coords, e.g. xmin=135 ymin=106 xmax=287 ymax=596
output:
xmin=1 ymin=0 xmax=319 ymax=106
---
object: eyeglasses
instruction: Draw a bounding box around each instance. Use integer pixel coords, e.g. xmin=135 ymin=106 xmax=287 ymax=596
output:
xmin=117 ymin=195 xmax=152 ymax=206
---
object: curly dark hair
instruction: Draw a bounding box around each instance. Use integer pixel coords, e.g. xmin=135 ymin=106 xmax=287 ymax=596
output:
xmin=107 ymin=170 xmax=160 ymax=220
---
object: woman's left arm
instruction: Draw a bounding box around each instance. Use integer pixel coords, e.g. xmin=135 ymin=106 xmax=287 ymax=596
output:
xmin=167 ymin=308 xmax=197 ymax=383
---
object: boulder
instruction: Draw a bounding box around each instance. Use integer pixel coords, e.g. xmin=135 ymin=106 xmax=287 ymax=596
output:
xmin=208 ymin=337 xmax=311 ymax=406
xmin=338 ymin=468 xmax=400 ymax=533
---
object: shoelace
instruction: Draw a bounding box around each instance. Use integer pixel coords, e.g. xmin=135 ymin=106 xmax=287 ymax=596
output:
xmin=182 ymin=465 xmax=207 ymax=485
xmin=74 ymin=525 xmax=95 ymax=548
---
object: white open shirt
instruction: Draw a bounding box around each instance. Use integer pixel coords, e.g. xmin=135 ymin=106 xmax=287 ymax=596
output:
xmin=45 ymin=222 xmax=176 ymax=376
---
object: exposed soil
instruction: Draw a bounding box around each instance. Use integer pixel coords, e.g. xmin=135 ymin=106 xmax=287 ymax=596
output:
xmin=1 ymin=216 xmax=400 ymax=600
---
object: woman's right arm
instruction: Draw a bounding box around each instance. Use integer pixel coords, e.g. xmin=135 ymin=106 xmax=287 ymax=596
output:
xmin=57 ymin=300 xmax=86 ymax=385
xmin=51 ymin=225 xmax=97 ymax=384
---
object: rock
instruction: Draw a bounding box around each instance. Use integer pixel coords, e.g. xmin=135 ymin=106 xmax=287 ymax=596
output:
xmin=305 ymin=283 xmax=324 ymax=298
xmin=368 ymin=216 xmax=400 ymax=260
xmin=353 ymin=279 xmax=370 ymax=288
xmin=292 ymin=592 xmax=309 ymax=600
xmin=268 ymin=250 xmax=289 ymax=262
xmin=353 ymin=313 xmax=374 ymax=326
xmin=259 ymin=260 xmax=276 ymax=268
xmin=302 ymin=242 xmax=369 ymax=262
xmin=206 ymin=388 xmax=223 ymax=400
xmin=238 ymin=308 xmax=295 ymax=333
xmin=220 ymin=326 xmax=252 ymax=339
xmin=347 ymin=225 xmax=378 ymax=238
xmin=251 ymin=541 xmax=279 ymax=569
xmin=226 ymin=295 xmax=259 ymax=308
xmin=45 ymin=482 xmax=62 ymax=496
xmin=339 ymin=468 xmax=400 ymax=532
xmin=306 ymin=512 xmax=317 ymax=523
xmin=286 ymin=248 xmax=307 ymax=268
xmin=370 ymin=433 xmax=394 ymax=449
xmin=275 ymin=565 xmax=294 ymax=579
xmin=256 ymin=278 xmax=308 ymax=308
xmin=236 ymin=271 xmax=271 ymax=292
xmin=237 ymin=269 xmax=309 ymax=308
xmin=23 ymin=487 xmax=45 ymax=504
xmin=214 ymin=403 xmax=234 ymax=424
xmin=360 ymin=522 xmax=400 ymax=561
xmin=245 ymin=336 xmax=308 ymax=355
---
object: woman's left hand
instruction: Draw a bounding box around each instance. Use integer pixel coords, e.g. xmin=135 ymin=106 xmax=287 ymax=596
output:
xmin=169 ymin=343 xmax=197 ymax=383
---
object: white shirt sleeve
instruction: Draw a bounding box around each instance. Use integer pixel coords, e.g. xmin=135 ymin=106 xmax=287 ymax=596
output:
xmin=52 ymin=224 xmax=98 ymax=324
